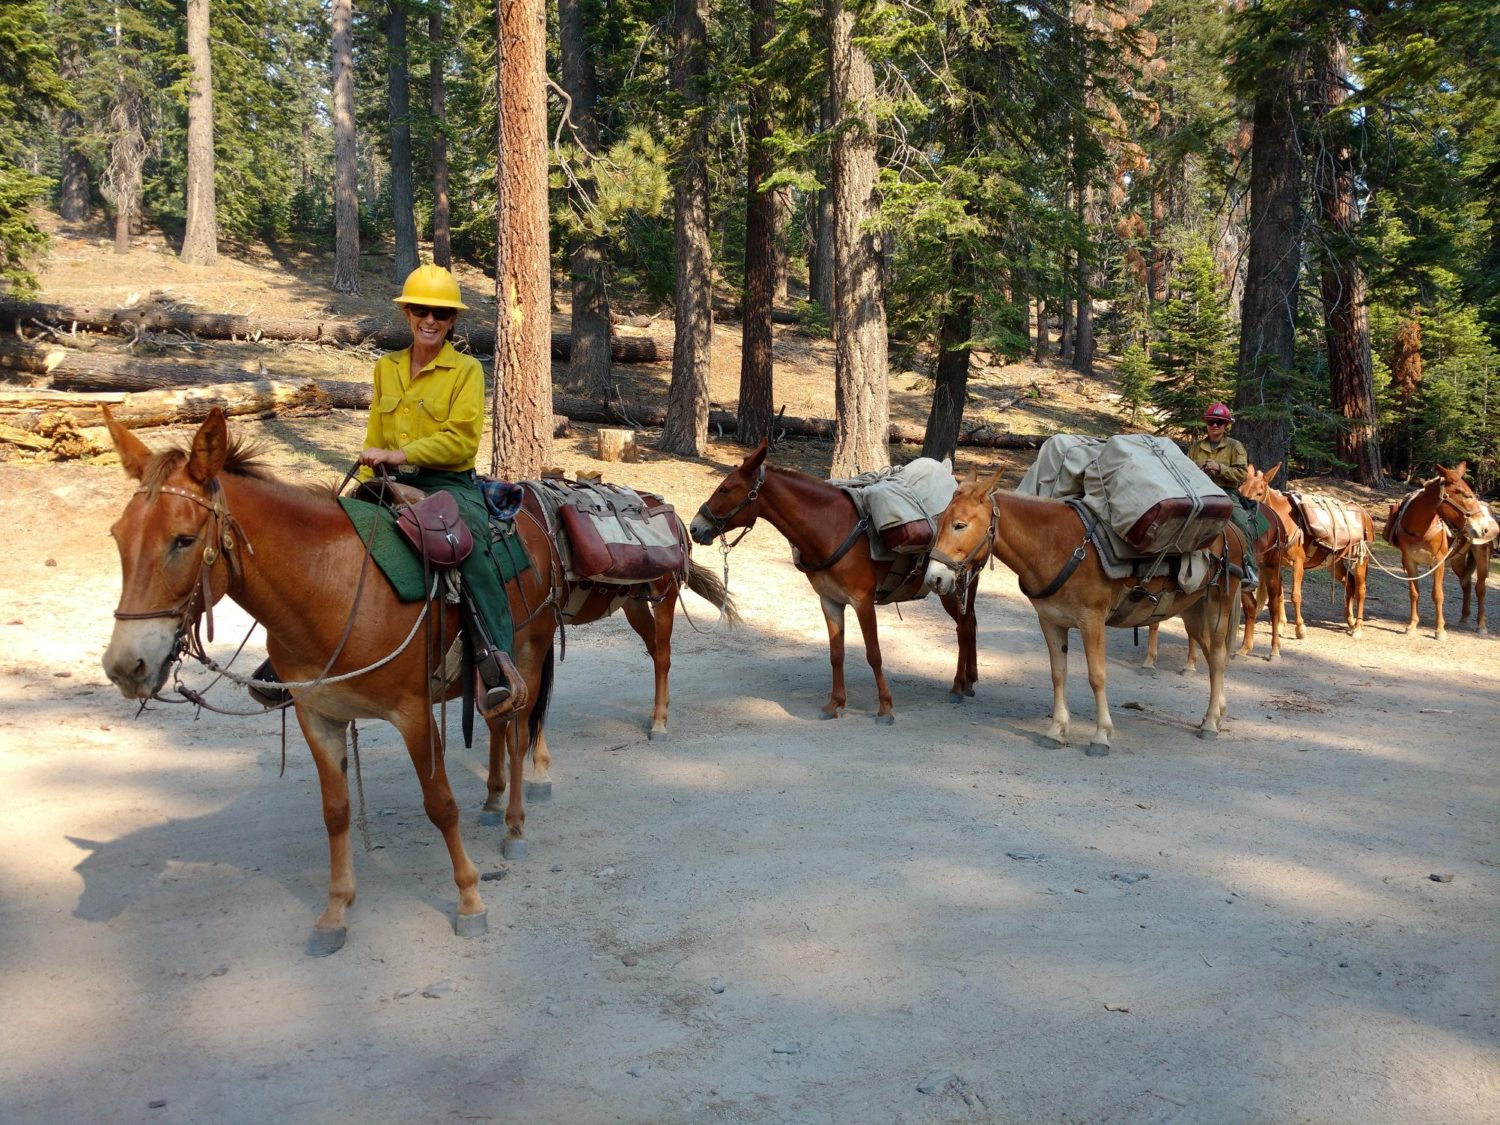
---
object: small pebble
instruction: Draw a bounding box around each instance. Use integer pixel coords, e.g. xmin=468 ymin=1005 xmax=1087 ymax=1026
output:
xmin=1104 ymin=1002 xmax=1131 ymax=1013
xmin=148 ymin=1100 xmax=167 ymax=1110
xmin=626 ymin=1064 xmax=648 ymax=1077
xmin=45 ymin=558 xmax=57 ymax=567
xmin=394 ymin=987 xmax=417 ymax=999
xmin=916 ymin=1071 xmax=958 ymax=1095
xmin=551 ymin=864 xmax=563 ymax=873
xmin=1110 ymin=872 xmax=1149 ymax=884
xmin=595 ymin=866 xmax=615 ymax=877
xmin=709 ymin=977 xmax=726 ymax=993
xmin=1123 ymin=701 xmax=1144 ymax=711
xmin=481 ymin=869 xmax=507 ymax=882
xmin=1429 ymin=873 xmax=1454 ymax=883
xmin=422 ymin=979 xmax=455 ymax=998
xmin=53 ymin=671 xmax=72 ymax=678
xmin=620 ymin=953 xmax=639 ymax=967
xmin=545 ymin=1003 xmax=562 ymax=1017
xmin=209 ymin=963 xmax=229 ymax=977
xmin=771 ymin=1042 xmax=801 ymax=1055
xmin=1006 ymin=851 xmax=1043 ymax=861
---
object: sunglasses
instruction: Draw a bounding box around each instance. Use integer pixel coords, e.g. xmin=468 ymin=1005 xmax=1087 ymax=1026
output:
xmin=405 ymin=304 xmax=457 ymax=322
xmin=1206 ymin=420 xmax=1227 ymax=426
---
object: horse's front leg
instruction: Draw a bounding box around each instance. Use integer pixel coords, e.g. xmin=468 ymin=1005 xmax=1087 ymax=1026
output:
xmin=940 ymin=588 xmax=978 ymax=699
xmin=851 ymin=595 xmax=894 ymax=723
xmin=818 ymin=594 xmax=849 ymax=718
xmin=623 ymin=593 xmax=673 ymax=740
xmin=1291 ymin=555 xmax=1307 ymax=639
xmin=1402 ymin=554 xmax=1422 ymax=634
xmin=1038 ymin=618 xmax=1071 ymax=746
xmin=1264 ymin=559 xmax=1285 ymax=660
xmin=1476 ymin=547 xmax=1490 ymax=635
xmin=1431 ymin=564 xmax=1446 ymax=640
xmin=293 ymin=707 xmax=357 ymax=954
xmin=1079 ymin=615 xmax=1113 ymax=754
xmin=1238 ymin=572 xmax=1265 ymax=658
xmin=396 ymin=707 xmax=485 ymax=933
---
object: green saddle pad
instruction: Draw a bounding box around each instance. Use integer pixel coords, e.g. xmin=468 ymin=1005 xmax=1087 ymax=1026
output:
xmin=338 ymin=497 xmax=531 ymax=602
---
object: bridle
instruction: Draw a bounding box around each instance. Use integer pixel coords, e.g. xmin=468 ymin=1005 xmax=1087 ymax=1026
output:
xmin=695 ymin=462 xmax=766 ymax=547
xmin=113 ymin=479 xmax=251 ymax=662
xmin=927 ymin=491 xmax=999 ymax=577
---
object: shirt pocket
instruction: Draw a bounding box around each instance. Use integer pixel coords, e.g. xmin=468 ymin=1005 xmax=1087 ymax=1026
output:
xmin=418 ymin=391 xmax=454 ymax=424
xmin=376 ymin=393 xmax=402 ymax=416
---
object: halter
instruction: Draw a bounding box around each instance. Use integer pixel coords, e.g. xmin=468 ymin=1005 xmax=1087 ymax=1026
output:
xmin=927 ymin=491 xmax=1001 ymax=576
xmin=113 ymin=480 xmax=252 ymax=662
xmin=695 ymin=462 xmax=766 ymax=547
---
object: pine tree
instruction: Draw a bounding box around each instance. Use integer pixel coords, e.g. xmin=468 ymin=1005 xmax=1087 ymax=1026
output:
xmin=1151 ymin=238 xmax=1233 ymax=432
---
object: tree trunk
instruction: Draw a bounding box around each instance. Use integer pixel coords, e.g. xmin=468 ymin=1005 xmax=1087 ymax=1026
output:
xmin=1234 ymin=64 xmax=1302 ymax=473
xmin=491 ymin=0 xmax=553 ymax=478
xmin=1034 ymin=294 xmax=1049 ymax=360
xmin=807 ymin=96 xmax=836 ymax=317
xmin=558 ymin=0 xmax=613 ymax=404
xmin=922 ymin=262 xmax=975 ymax=462
xmin=1313 ymin=40 xmax=1381 ymax=485
xmin=771 ymin=185 xmax=793 ymax=305
xmin=1058 ymin=283 xmax=1074 ymax=363
xmin=659 ymin=0 xmax=712 ymax=456
xmin=828 ymin=0 xmax=889 ymax=476
xmin=387 ymin=0 xmax=419 ymax=283
xmin=180 ymin=0 xmax=218 ymax=265
xmin=736 ymin=0 xmax=776 ymax=449
xmin=0 ymin=379 xmax=327 ymax=430
xmin=103 ymin=12 xmax=144 ymax=257
xmin=1148 ymin=178 xmax=1167 ymax=304
xmin=58 ymin=50 xmax=90 ymax=222
xmin=331 ymin=0 xmax=361 ymax=294
xmin=1073 ymin=198 xmax=1096 ymax=376
xmin=428 ymin=3 xmax=452 ymax=268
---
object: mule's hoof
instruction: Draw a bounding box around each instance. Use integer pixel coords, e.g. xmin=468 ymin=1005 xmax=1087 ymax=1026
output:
xmin=964 ymin=687 xmax=976 ymax=698
xmin=950 ymin=692 xmax=965 ymax=704
xmin=647 ymin=727 xmax=669 ymax=742
xmin=1267 ymin=651 xmax=1281 ymax=663
xmin=1084 ymin=743 xmax=1110 ymax=757
xmin=502 ymin=837 xmax=528 ymax=860
xmin=524 ymin=779 xmax=552 ymax=802
xmin=1045 ymin=733 xmax=1067 ymax=747
xmin=306 ymin=926 xmax=347 ymax=957
xmin=874 ymin=713 xmax=895 ymax=726
xmin=1197 ymin=727 xmax=1219 ymax=741
xmin=455 ymin=910 xmax=488 ymax=938
xmin=818 ymin=708 xmax=844 ymax=720
xmin=479 ymin=809 xmax=506 ymax=828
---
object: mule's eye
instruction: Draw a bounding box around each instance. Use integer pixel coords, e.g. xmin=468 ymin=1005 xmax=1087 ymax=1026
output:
xmin=172 ymin=534 xmax=197 ymax=551
xmin=953 ymin=521 xmax=968 ymax=533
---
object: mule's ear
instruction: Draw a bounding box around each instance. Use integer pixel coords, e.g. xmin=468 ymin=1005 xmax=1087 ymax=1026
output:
xmin=983 ymin=466 xmax=1006 ymax=494
xmin=1455 ymin=460 xmax=1468 ymax=478
xmin=745 ymin=438 xmax=770 ymax=472
xmin=1265 ymin=462 xmax=1282 ymax=484
xmin=186 ymin=407 xmax=229 ymax=484
xmin=103 ymin=405 xmax=152 ymax=481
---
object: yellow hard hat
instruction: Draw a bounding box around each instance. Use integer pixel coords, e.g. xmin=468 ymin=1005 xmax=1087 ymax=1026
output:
xmin=393 ymin=263 xmax=467 ymax=310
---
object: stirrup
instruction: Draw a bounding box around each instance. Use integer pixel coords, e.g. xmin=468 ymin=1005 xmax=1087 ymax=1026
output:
xmin=476 ymin=651 xmax=528 ymax=719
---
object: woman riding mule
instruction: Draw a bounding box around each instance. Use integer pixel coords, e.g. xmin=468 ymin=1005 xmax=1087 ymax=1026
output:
xmin=254 ymin=264 xmax=521 ymax=715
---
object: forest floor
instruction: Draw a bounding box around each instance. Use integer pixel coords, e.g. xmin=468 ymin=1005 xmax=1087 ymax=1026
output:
xmin=1 ymin=218 xmax=1497 ymax=1123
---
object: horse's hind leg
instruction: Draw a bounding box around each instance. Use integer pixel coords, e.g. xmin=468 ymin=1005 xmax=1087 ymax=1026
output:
xmin=1265 ymin=558 xmax=1285 ymax=659
xmin=397 ymin=708 xmax=486 ymax=932
xmin=623 ymin=591 xmax=674 ymax=740
xmin=1182 ymin=597 xmax=1229 ymax=739
xmin=851 ymin=596 xmax=895 ymax=724
xmin=1476 ymin=546 xmax=1490 ymax=635
xmin=1142 ymin=623 xmax=1160 ymax=669
xmin=294 ymin=707 xmax=358 ymax=954
xmin=1079 ymin=616 xmax=1114 ymax=754
xmin=1431 ymin=565 xmax=1446 ymax=640
xmin=1291 ymin=556 xmax=1307 ymax=639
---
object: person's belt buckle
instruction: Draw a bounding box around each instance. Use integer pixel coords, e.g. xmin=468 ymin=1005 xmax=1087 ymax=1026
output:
xmin=397 ymin=464 xmax=418 ymax=476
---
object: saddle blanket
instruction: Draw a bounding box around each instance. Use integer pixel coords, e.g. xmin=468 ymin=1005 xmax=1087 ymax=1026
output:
xmin=835 ymin=457 xmax=958 ymax=559
xmin=338 ymin=497 xmax=530 ymax=602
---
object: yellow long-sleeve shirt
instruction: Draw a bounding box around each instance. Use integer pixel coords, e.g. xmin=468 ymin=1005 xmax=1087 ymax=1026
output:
xmin=360 ymin=342 xmax=485 ymax=474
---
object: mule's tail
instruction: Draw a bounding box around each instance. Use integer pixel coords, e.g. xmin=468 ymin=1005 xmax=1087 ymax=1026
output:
xmin=685 ymin=557 xmax=743 ymax=627
xmin=526 ymin=643 xmax=555 ymax=752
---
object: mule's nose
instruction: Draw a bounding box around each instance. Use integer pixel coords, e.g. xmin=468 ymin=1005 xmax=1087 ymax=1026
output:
xmin=689 ymin=517 xmax=714 ymax=546
xmin=103 ymin=652 xmax=154 ymax=698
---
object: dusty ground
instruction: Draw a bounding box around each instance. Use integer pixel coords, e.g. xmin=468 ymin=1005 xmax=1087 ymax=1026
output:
xmin=1 ymin=223 xmax=1497 ymax=1122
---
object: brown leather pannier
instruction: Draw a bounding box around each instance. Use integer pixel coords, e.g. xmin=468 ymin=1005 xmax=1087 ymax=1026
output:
xmin=557 ymin=484 xmax=688 ymax=582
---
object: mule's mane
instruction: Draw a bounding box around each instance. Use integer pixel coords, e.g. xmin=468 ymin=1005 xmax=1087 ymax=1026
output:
xmin=139 ymin=433 xmax=321 ymax=498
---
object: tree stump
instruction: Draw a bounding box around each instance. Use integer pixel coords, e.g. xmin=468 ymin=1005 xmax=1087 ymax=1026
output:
xmin=597 ymin=427 xmax=637 ymax=462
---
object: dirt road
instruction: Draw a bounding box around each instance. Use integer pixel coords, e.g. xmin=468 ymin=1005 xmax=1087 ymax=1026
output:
xmin=1 ymin=430 xmax=1497 ymax=1123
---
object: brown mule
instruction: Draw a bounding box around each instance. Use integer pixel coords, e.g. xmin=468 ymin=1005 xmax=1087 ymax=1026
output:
xmin=1382 ymin=462 xmax=1492 ymax=639
xmin=688 ymin=440 xmax=980 ymax=723
xmin=1144 ymin=462 xmax=1289 ymax=670
xmin=521 ymin=483 xmax=740 ymax=745
xmin=101 ymin=407 xmax=558 ymax=954
xmin=926 ymin=470 xmax=1247 ymax=754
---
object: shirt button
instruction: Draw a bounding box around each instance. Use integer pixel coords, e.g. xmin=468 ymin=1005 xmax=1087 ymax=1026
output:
xmin=400 ymin=433 xmax=409 ymax=440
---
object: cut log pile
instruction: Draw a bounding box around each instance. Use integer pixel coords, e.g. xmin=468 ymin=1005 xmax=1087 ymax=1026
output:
xmin=1 ymin=295 xmax=1046 ymax=459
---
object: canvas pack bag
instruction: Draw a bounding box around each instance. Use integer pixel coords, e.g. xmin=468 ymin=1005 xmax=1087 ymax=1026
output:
xmin=1085 ymin=434 xmax=1233 ymax=554
xmin=1016 ymin=434 xmax=1102 ymax=500
xmin=555 ymin=481 xmax=688 ymax=583
xmin=838 ymin=457 xmax=958 ymax=554
xmin=1293 ymin=492 xmax=1369 ymax=552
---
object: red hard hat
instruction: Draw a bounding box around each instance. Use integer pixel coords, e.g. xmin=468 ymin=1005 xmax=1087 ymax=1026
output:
xmin=1204 ymin=403 xmax=1233 ymax=423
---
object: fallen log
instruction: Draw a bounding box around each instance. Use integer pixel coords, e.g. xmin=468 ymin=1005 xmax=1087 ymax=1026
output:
xmin=0 ymin=297 xmax=672 ymax=363
xmin=0 ymin=378 xmax=328 ymax=432
xmin=551 ymin=395 xmax=1046 ymax=450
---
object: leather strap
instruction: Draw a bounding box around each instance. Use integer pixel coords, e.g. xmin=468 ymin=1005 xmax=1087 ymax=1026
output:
xmin=1021 ymin=501 xmax=1096 ymax=600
